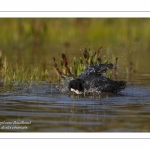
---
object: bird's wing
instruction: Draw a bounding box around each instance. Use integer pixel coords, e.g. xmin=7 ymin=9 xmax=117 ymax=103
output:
xmin=95 ymin=63 xmax=113 ymax=73
xmin=88 ymin=77 xmax=126 ymax=94
xmin=78 ymin=63 xmax=113 ymax=76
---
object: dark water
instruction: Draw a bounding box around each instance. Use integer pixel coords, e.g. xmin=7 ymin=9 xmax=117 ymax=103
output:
xmin=0 ymin=75 xmax=150 ymax=132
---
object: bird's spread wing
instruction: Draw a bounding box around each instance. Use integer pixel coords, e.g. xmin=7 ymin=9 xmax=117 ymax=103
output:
xmin=95 ymin=63 xmax=113 ymax=73
xmin=77 ymin=63 xmax=113 ymax=79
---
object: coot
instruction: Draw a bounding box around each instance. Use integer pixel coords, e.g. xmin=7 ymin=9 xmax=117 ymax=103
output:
xmin=68 ymin=63 xmax=126 ymax=94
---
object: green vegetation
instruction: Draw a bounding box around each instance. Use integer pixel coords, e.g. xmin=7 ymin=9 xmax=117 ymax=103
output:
xmin=0 ymin=51 xmax=50 ymax=86
xmin=0 ymin=18 xmax=150 ymax=86
xmin=54 ymin=47 xmax=115 ymax=78
xmin=1 ymin=18 xmax=150 ymax=49
xmin=0 ymin=46 xmax=117 ymax=87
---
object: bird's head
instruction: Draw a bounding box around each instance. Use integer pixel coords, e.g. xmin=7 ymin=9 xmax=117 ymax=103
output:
xmin=68 ymin=79 xmax=85 ymax=94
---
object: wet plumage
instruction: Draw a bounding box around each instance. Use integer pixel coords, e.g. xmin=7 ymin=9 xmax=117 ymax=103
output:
xmin=68 ymin=63 xmax=126 ymax=94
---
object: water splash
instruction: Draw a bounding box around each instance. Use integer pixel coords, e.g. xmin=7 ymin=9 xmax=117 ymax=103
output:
xmin=86 ymin=87 xmax=101 ymax=94
xmin=59 ymin=76 xmax=74 ymax=93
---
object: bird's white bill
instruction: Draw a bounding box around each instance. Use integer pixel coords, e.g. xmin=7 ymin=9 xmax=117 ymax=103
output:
xmin=71 ymin=88 xmax=83 ymax=94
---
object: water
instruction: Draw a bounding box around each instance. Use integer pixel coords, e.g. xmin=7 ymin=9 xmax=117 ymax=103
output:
xmin=1 ymin=18 xmax=150 ymax=133
xmin=0 ymin=75 xmax=150 ymax=132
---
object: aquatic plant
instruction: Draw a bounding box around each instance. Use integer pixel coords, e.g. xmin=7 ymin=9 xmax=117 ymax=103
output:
xmin=0 ymin=45 xmax=122 ymax=91
xmin=0 ymin=51 xmax=51 ymax=88
xmin=53 ymin=46 xmax=119 ymax=80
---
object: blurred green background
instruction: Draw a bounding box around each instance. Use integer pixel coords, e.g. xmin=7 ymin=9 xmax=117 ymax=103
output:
xmin=0 ymin=18 xmax=150 ymax=82
xmin=1 ymin=18 xmax=150 ymax=47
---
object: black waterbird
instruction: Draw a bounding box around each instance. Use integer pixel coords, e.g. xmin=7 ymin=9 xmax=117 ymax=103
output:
xmin=68 ymin=63 xmax=126 ymax=94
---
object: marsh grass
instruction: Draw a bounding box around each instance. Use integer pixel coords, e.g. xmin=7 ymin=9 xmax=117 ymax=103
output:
xmin=53 ymin=46 xmax=119 ymax=81
xmin=0 ymin=46 xmax=121 ymax=91
xmin=0 ymin=51 xmax=51 ymax=90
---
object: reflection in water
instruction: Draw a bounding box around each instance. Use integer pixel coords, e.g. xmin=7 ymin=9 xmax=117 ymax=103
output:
xmin=0 ymin=77 xmax=150 ymax=132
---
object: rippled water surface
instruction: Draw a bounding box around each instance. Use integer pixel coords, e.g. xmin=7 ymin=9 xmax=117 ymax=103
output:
xmin=1 ymin=18 xmax=150 ymax=133
xmin=0 ymin=75 xmax=150 ymax=132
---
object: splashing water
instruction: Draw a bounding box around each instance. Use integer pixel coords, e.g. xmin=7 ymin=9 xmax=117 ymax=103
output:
xmin=59 ymin=76 xmax=74 ymax=93
xmin=58 ymin=76 xmax=107 ymax=95
xmin=86 ymin=87 xmax=101 ymax=94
